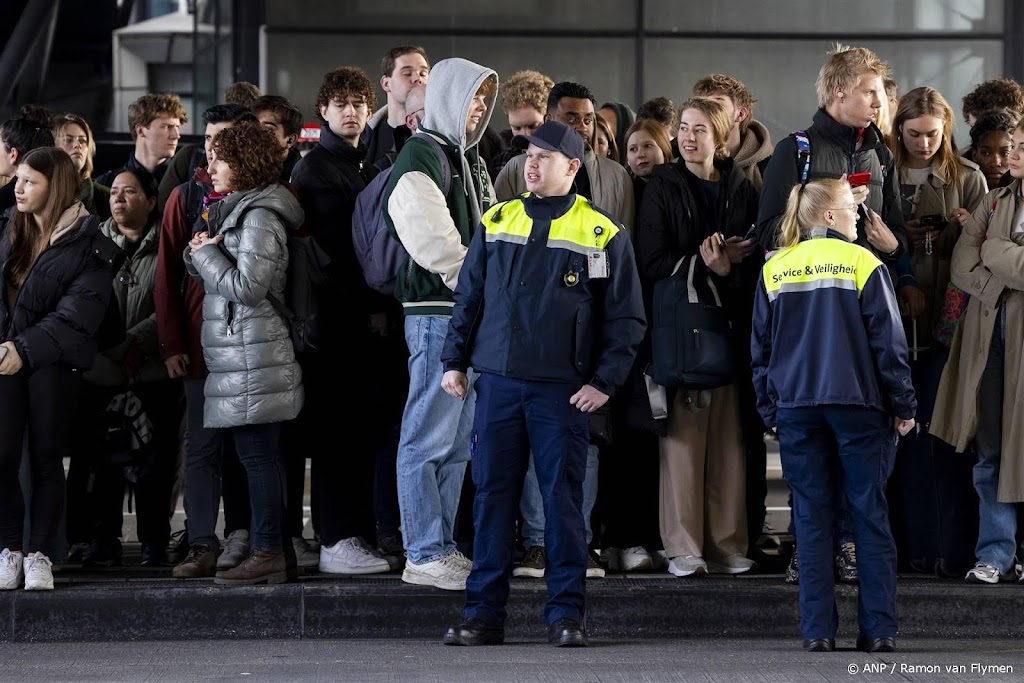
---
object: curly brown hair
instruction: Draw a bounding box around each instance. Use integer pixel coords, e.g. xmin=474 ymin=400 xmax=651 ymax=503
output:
xmin=500 ymin=70 xmax=553 ymax=115
xmin=211 ymin=121 xmax=283 ymax=191
xmin=315 ymin=67 xmax=376 ymax=123
xmin=128 ymin=93 xmax=188 ymax=139
xmin=962 ymin=78 xmax=1024 ymax=123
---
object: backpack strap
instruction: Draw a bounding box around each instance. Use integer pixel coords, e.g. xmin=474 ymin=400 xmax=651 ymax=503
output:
xmin=412 ymin=132 xmax=453 ymax=196
xmin=793 ymin=131 xmax=811 ymax=186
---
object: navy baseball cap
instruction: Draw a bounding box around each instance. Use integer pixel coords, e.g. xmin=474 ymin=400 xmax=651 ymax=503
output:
xmin=512 ymin=121 xmax=584 ymax=161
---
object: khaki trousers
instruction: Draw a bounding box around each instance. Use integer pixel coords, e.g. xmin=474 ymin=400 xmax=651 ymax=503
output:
xmin=659 ymin=384 xmax=748 ymax=560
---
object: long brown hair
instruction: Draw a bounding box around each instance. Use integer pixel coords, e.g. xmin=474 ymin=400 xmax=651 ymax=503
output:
xmin=893 ymin=86 xmax=962 ymax=187
xmin=53 ymin=113 xmax=97 ymax=179
xmin=4 ymin=147 xmax=81 ymax=287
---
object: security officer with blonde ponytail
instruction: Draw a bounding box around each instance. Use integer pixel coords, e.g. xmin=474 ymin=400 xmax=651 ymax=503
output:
xmin=439 ymin=121 xmax=646 ymax=648
xmin=751 ymin=178 xmax=916 ymax=654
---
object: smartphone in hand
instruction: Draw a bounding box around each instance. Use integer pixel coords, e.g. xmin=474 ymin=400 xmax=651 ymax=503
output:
xmin=848 ymin=171 xmax=872 ymax=187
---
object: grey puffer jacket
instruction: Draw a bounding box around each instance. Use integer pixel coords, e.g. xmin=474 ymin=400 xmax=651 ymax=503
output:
xmin=185 ymin=183 xmax=304 ymax=428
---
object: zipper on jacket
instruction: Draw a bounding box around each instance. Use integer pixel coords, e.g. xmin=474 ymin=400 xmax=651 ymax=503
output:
xmin=693 ymin=328 xmax=700 ymax=351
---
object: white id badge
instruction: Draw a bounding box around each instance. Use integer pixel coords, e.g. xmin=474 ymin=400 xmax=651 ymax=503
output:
xmin=587 ymin=249 xmax=609 ymax=279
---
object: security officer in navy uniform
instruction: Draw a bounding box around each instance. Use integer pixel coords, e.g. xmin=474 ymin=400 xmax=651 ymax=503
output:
xmin=440 ymin=121 xmax=646 ymax=648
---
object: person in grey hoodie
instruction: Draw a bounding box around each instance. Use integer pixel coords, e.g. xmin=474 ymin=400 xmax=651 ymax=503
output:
xmin=185 ymin=121 xmax=304 ymax=586
xmin=382 ymin=57 xmax=497 ymax=592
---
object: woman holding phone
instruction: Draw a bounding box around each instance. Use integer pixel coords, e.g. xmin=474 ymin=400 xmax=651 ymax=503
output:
xmin=887 ymin=87 xmax=987 ymax=578
xmin=0 ymin=147 xmax=120 ymax=590
xmin=185 ymin=121 xmax=304 ymax=585
xmin=635 ymin=98 xmax=760 ymax=577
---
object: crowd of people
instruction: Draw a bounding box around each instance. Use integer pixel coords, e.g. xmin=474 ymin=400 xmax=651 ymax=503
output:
xmin=0 ymin=40 xmax=1022 ymax=651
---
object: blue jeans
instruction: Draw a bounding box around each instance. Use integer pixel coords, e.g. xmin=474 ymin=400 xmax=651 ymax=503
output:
xmin=778 ymin=406 xmax=898 ymax=641
xmin=229 ymin=422 xmax=286 ymax=552
xmin=397 ymin=315 xmax=476 ymax=564
xmin=183 ymin=379 xmax=227 ymax=551
xmin=973 ymin=307 xmax=1019 ymax=573
xmin=464 ymin=373 xmax=590 ymax=627
xmin=520 ymin=445 xmax=598 ymax=548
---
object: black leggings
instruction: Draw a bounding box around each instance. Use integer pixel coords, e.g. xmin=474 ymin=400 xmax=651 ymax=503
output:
xmin=0 ymin=365 xmax=80 ymax=553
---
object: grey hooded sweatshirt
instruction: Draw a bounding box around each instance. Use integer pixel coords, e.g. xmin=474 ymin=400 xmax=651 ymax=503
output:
xmin=382 ymin=58 xmax=498 ymax=314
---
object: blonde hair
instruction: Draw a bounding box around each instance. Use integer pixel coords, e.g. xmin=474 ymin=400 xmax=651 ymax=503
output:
xmin=893 ymin=86 xmax=962 ymax=188
xmin=677 ymin=98 xmax=732 ymax=160
xmin=815 ymin=44 xmax=890 ymax=110
xmin=778 ymin=179 xmax=849 ymax=248
xmin=53 ymin=113 xmax=96 ymax=179
xmin=500 ymin=70 xmax=554 ymax=115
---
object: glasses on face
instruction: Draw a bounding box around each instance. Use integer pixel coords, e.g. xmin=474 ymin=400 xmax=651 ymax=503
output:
xmin=830 ymin=205 xmax=858 ymax=214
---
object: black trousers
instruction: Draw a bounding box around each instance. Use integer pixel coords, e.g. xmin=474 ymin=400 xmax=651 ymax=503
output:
xmin=0 ymin=364 xmax=81 ymax=553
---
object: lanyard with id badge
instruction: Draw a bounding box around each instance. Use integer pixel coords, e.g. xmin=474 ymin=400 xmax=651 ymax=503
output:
xmin=587 ymin=225 xmax=609 ymax=280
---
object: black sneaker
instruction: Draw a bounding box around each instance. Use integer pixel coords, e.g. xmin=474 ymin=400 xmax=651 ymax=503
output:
xmin=587 ymin=550 xmax=606 ymax=578
xmin=513 ymin=545 xmax=545 ymax=578
xmin=785 ymin=548 xmax=799 ymax=585
xmin=835 ymin=542 xmax=858 ymax=584
xmin=140 ymin=543 xmax=166 ymax=567
xmin=82 ymin=539 xmax=123 ymax=568
xmin=167 ymin=528 xmax=189 ymax=565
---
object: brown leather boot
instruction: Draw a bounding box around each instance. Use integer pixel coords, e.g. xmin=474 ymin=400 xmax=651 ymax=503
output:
xmin=171 ymin=545 xmax=217 ymax=578
xmin=214 ymin=550 xmax=288 ymax=585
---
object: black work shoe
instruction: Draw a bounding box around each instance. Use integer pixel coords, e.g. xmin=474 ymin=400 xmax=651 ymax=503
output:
xmin=803 ymin=638 xmax=835 ymax=652
xmin=857 ymin=635 xmax=896 ymax=653
xmin=548 ymin=618 xmax=588 ymax=647
xmin=140 ymin=543 xmax=166 ymax=567
xmin=443 ymin=619 xmax=504 ymax=646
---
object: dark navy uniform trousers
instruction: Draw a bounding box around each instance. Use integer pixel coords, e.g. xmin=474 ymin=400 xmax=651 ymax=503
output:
xmin=777 ymin=406 xmax=898 ymax=641
xmin=463 ymin=372 xmax=590 ymax=627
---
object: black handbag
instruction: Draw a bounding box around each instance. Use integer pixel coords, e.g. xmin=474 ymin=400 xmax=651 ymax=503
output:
xmin=648 ymin=253 xmax=735 ymax=390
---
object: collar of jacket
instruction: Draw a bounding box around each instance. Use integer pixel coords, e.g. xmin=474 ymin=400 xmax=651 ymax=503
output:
xmin=521 ymin=191 xmax=576 ymax=220
xmin=100 ymin=216 xmax=161 ymax=254
xmin=805 ymin=226 xmax=852 ymax=242
xmin=318 ymin=124 xmax=368 ymax=163
xmin=812 ymin=109 xmax=887 ymax=154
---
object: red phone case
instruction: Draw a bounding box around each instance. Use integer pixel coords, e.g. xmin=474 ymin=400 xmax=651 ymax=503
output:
xmin=848 ymin=172 xmax=871 ymax=187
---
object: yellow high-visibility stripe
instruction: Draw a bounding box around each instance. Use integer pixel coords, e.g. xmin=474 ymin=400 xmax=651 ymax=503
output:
xmin=763 ymin=238 xmax=880 ymax=296
xmin=482 ymin=194 xmax=620 ymax=253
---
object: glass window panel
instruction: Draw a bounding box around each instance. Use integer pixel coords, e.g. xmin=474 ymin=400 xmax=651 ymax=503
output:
xmin=645 ymin=0 xmax=1001 ymax=34
xmin=267 ymin=0 xmax=637 ymax=31
xmin=643 ymin=38 xmax=1001 ymax=150
xmin=263 ymin=33 xmax=636 ymax=128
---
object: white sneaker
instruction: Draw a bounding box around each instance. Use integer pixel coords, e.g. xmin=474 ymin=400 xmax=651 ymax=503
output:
xmin=668 ymin=555 xmax=707 ymax=577
xmin=0 ymin=549 xmax=24 ymax=590
xmin=707 ymin=553 xmax=756 ymax=575
xmin=401 ymin=554 xmax=469 ymax=590
xmin=217 ymin=529 xmax=251 ymax=570
xmin=450 ymin=550 xmax=473 ymax=571
xmin=319 ymin=537 xmax=390 ymax=575
xmin=292 ymin=536 xmax=321 ymax=569
xmin=23 ymin=552 xmax=54 ymax=590
xmin=621 ymin=546 xmax=654 ymax=572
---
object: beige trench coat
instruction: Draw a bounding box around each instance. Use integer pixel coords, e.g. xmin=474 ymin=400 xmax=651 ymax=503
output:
xmin=931 ymin=181 xmax=1024 ymax=502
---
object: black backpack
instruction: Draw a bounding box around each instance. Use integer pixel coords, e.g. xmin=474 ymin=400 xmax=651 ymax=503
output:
xmin=218 ymin=207 xmax=331 ymax=354
xmin=648 ymin=254 xmax=735 ymax=390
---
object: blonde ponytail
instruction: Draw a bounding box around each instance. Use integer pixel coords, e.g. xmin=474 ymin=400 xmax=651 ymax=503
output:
xmin=778 ymin=184 xmax=805 ymax=249
xmin=776 ymin=178 xmax=851 ymax=249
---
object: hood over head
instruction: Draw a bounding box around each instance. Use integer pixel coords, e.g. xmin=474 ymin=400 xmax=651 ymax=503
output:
xmin=421 ymin=58 xmax=498 ymax=150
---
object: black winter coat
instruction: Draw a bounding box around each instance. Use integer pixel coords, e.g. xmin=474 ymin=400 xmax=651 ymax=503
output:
xmin=755 ymin=109 xmax=908 ymax=264
xmin=635 ymin=158 xmax=760 ymax=306
xmin=0 ymin=214 xmax=122 ymax=370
